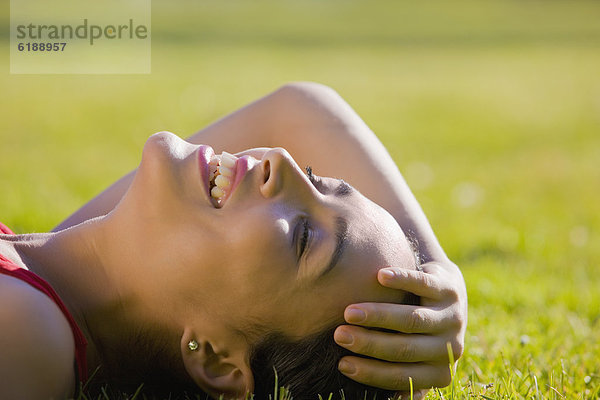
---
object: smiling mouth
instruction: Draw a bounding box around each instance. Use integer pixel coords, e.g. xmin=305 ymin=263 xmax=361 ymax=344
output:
xmin=208 ymin=151 xmax=238 ymax=207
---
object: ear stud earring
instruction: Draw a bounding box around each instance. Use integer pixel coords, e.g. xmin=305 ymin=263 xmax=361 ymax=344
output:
xmin=188 ymin=340 xmax=199 ymax=351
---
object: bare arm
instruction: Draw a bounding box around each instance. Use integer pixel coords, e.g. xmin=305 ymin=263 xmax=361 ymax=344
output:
xmin=53 ymin=82 xmax=467 ymax=394
xmin=55 ymin=82 xmax=445 ymax=264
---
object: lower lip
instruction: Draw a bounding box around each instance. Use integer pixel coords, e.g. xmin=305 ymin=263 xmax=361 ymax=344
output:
xmin=196 ymin=145 xmax=215 ymax=204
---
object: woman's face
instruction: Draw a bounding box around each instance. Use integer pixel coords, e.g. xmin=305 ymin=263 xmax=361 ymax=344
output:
xmin=125 ymin=132 xmax=417 ymax=338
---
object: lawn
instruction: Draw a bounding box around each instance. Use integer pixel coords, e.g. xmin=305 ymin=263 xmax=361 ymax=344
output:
xmin=1 ymin=0 xmax=599 ymax=398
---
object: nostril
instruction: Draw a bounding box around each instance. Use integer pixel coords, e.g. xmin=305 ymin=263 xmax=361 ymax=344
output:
xmin=263 ymin=160 xmax=270 ymax=184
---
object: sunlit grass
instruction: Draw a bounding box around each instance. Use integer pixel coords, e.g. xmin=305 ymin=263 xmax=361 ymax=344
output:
xmin=1 ymin=0 xmax=599 ymax=398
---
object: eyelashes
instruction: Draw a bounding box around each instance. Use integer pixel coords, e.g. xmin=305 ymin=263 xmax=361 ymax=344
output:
xmin=299 ymin=218 xmax=310 ymax=258
xmin=305 ymin=165 xmax=321 ymax=187
xmin=305 ymin=165 xmax=353 ymax=198
xmin=298 ymin=166 xmax=318 ymax=261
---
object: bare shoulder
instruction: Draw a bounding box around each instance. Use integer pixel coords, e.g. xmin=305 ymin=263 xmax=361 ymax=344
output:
xmin=0 ymin=274 xmax=76 ymax=399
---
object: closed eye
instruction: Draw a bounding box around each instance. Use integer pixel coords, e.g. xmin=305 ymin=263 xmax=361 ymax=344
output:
xmin=298 ymin=219 xmax=310 ymax=258
xmin=293 ymin=217 xmax=312 ymax=264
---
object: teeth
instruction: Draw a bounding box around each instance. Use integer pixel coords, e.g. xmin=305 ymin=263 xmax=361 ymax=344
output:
xmin=208 ymin=156 xmax=219 ymax=180
xmin=209 ymin=151 xmax=237 ymax=204
xmin=220 ymin=152 xmax=236 ymax=168
xmin=214 ymin=175 xmax=231 ymax=189
xmin=211 ymin=186 xmax=225 ymax=199
xmin=218 ymin=165 xmax=233 ymax=177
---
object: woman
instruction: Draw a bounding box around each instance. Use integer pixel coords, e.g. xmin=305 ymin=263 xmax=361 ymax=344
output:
xmin=0 ymin=82 xmax=467 ymax=399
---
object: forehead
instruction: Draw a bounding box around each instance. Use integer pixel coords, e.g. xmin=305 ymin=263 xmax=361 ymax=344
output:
xmin=332 ymin=187 xmax=415 ymax=289
xmin=276 ymin=185 xmax=416 ymax=336
xmin=311 ymin=175 xmax=413 ymax=270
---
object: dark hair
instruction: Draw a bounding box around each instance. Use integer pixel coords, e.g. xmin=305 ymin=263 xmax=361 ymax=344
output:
xmin=249 ymin=292 xmax=419 ymax=400
xmin=90 ymin=292 xmax=419 ymax=399
xmin=249 ymin=327 xmax=393 ymax=400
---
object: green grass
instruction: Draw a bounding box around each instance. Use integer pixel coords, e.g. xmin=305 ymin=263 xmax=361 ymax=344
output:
xmin=1 ymin=0 xmax=599 ymax=398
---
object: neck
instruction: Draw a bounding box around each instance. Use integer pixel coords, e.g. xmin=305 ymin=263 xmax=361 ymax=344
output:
xmin=2 ymin=217 xmax=188 ymax=390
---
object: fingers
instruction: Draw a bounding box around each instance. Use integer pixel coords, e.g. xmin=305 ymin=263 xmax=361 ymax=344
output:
xmin=377 ymin=265 xmax=453 ymax=300
xmin=343 ymin=302 xmax=459 ymax=333
xmin=337 ymin=261 xmax=466 ymax=393
xmin=337 ymin=356 xmax=452 ymax=390
xmin=333 ymin=325 xmax=452 ymax=362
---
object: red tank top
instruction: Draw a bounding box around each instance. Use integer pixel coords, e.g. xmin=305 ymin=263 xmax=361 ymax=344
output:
xmin=0 ymin=221 xmax=89 ymax=385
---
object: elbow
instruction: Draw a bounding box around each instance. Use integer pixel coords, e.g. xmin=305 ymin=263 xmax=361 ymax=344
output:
xmin=274 ymin=81 xmax=343 ymax=105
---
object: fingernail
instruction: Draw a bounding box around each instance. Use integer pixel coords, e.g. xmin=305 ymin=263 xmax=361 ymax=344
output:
xmin=380 ymin=269 xmax=395 ymax=280
xmin=345 ymin=307 xmax=366 ymax=323
xmin=334 ymin=330 xmax=354 ymax=345
xmin=338 ymin=359 xmax=356 ymax=375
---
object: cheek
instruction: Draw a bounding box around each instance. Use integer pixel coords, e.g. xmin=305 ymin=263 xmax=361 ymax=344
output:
xmin=205 ymin=218 xmax=293 ymax=298
xmin=211 ymin=258 xmax=296 ymax=329
xmin=223 ymin=208 xmax=292 ymax=268
xmin=194 ymin=206 xmax=302 ymax=323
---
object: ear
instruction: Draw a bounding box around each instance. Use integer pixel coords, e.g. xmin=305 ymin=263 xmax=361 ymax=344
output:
xmin=181 ymin=329 xmax=254 ymax=399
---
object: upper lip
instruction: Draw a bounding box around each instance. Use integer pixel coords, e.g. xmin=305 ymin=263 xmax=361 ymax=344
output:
xmin=221 ymin=155 xmax=257 ymax=208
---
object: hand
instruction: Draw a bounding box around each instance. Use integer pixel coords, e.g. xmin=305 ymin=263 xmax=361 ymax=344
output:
xmin=333 ymin=260 xmax=467 ymax=394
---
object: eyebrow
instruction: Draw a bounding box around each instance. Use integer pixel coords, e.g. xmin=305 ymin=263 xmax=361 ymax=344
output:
xmin=318 ymin=216 xmax=349 ymax=279
xmin=334 ymin=179 xmax=353 ymax=197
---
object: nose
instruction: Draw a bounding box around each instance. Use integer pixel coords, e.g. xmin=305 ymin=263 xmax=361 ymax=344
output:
xmin=259 ymin=148 xmax=315 ymax=200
